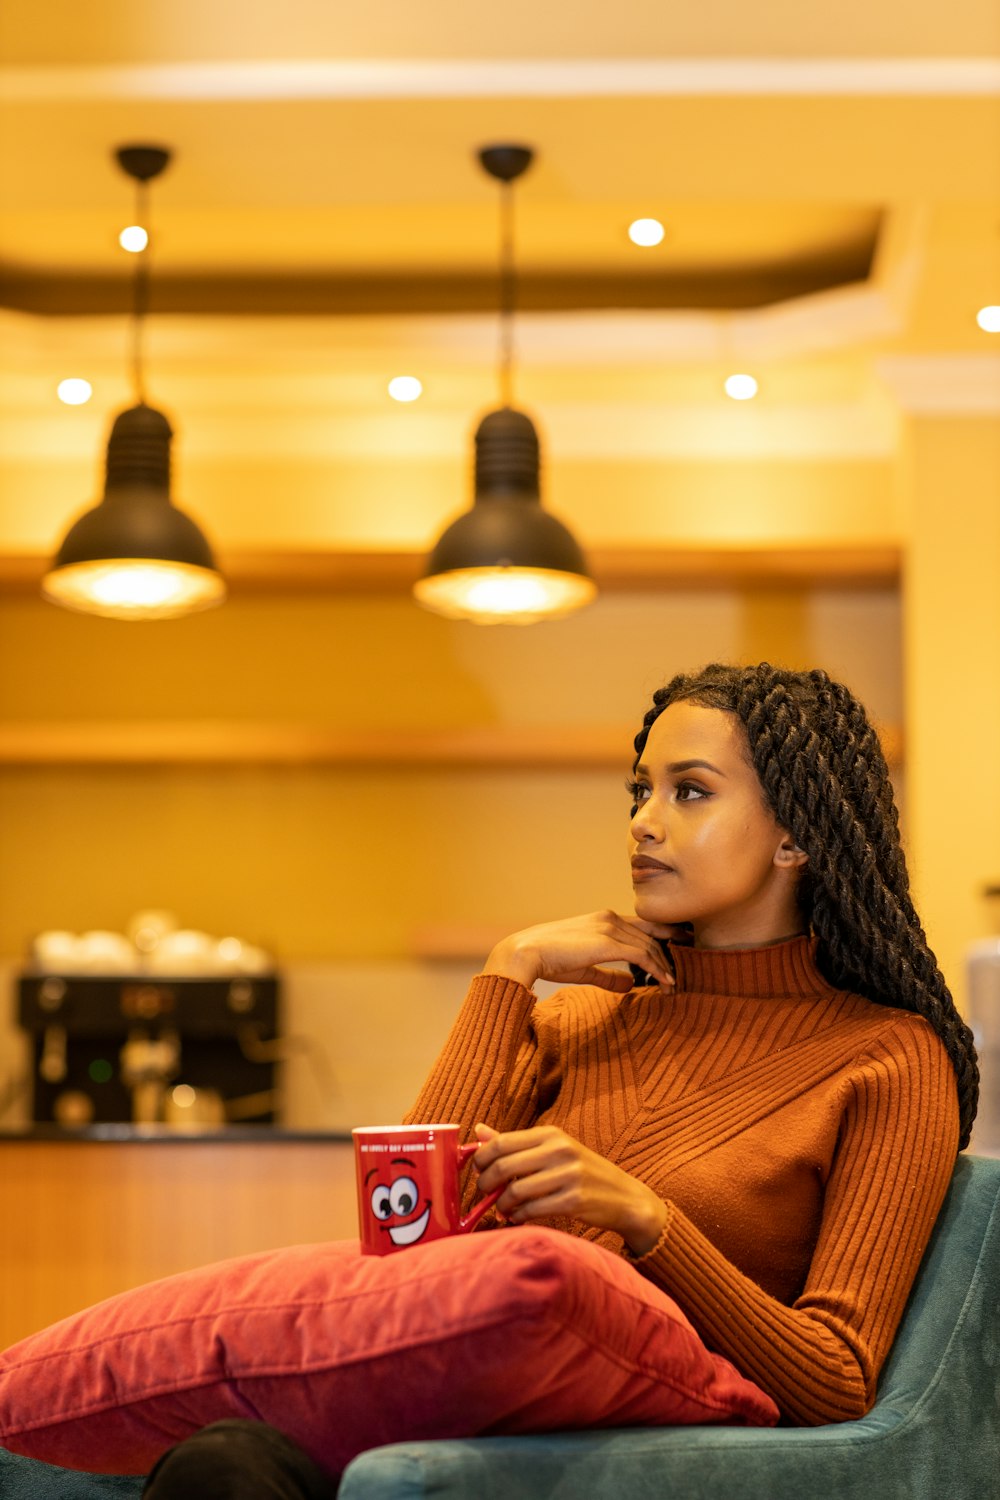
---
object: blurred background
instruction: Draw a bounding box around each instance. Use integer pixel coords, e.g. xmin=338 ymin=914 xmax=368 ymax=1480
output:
xmin=0 ymin=1 xmax=998 ymax=1142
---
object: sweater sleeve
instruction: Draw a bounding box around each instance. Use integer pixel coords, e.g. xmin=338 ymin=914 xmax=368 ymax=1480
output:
xmin=630 ymin=1015 xmax=960 ymax=1425
xmin=403 ymin=973 xmax=550 ymax=1136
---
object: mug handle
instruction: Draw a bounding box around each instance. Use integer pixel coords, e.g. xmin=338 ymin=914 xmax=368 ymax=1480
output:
xmin=456 ymin=1139 xmax=504 ymax=1232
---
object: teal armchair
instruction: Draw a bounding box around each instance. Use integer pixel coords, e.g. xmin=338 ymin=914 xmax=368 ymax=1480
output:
xmin=2 ymin=1154 xmax=997 ymax=1499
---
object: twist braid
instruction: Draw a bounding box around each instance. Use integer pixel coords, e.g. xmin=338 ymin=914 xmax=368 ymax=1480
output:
xmin=633 ymin=662 xmax=979 ymax=1149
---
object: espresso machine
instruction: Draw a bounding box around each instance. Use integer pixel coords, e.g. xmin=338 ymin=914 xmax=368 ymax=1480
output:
xmin=18 ymin=918 xmax=282 ymax=1128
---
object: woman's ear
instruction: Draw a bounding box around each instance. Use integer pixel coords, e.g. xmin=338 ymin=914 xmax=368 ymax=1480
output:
xmin=773 ymin=834 xmax=808 ymax=870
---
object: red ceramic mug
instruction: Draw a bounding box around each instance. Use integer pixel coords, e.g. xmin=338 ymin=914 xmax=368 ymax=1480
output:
xmin=352 ymin=1123 xmax=502 ymax=1256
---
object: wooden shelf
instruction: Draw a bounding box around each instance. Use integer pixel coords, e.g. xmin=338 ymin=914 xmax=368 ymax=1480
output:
xmin=585 ymin=545 xmax=900 ymax=591
xmin=0 ymin=544 xmax=901 ymax=596
xmin=0 ymin=722 xmax=636 ymax=768
xmin=0 ymin=720 xmax=903 ymax=769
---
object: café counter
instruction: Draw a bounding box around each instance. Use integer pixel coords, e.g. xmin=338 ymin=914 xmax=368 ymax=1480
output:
xmin=0 ymin=1125 xmax=358 ymax=1349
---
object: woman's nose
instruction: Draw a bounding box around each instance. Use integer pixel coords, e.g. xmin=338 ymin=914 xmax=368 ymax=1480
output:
xmin=630 ymin=799 xmax=659 ymax=841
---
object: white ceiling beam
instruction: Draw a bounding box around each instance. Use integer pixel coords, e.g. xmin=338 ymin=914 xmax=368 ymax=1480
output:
xmin=3 ymin=58 xmax=1000 ymax=103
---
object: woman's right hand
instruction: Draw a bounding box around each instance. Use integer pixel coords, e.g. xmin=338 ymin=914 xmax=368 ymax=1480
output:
xmin=483 ymin=910 xmax=682 ymax=991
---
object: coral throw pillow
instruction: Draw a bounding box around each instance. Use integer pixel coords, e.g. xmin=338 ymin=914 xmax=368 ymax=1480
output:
xmin=0 ymin=1227 xmax=777 ymax=1476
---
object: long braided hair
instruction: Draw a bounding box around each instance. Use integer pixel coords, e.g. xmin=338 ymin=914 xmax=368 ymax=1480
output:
xmin=633 ymin=662 xmax=979 ymax=1150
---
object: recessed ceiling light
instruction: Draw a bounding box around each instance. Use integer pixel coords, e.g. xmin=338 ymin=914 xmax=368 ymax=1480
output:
xmin=388 ymin=375 xmax=423 ymax=403
xmin=57 ymin=378 xmax=93 ymax=405
xmin=976 ymin=305 xmax=1000 ymax=333
xmin=724 ymin=373 xmax=759 ymax=401
xmin=119 ymin=225 xmax=148 ymax=253
xmin=628 ymin=218 xmax=665 ymax=248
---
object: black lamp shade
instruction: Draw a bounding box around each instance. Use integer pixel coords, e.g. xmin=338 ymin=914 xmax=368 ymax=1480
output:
xmin=414 ymin=408 xmax=596 ymax=623
xmin=424 ymin=409 xmax=588 ymax=574
xmin=52 ymin=485 xmax=219 ymax=573
xmin=422 ymin=493 xmax=591 ymax=578
xmin=43 ymin=404 xmax=225 ymax=619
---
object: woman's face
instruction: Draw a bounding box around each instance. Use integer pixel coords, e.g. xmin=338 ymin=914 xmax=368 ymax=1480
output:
xmin=628 ymin=700 xmax=806 ymax=949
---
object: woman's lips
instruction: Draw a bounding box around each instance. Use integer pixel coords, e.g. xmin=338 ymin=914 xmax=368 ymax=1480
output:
xmin=631 ymin=857 xmax=674 ymax=881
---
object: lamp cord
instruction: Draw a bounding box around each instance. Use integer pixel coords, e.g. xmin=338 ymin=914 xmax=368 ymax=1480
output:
xmin=130 ymin=178 xmax=150 ymax=407
xmin=498 ymin=177 xmax=516 ymax=409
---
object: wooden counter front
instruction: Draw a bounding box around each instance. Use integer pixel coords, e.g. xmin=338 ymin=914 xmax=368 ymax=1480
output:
xmin=0 ymin=1131 xmax=359 ymax=1349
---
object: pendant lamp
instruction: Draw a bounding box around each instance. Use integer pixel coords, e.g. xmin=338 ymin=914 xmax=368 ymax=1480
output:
xmin=413 ymin=145 xmax=595 ymax=625
xmin=42 ymin=146 xmax=226 ymax=621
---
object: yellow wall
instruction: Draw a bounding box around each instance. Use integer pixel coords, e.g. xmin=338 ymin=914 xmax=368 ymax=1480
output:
xmin=903 ymin=413 xmax=1000 ymax=1013
xmin=0 ymin=586 xmax=901 ymax=962
xmin=0 ymin=451 xmax=897 ymax=554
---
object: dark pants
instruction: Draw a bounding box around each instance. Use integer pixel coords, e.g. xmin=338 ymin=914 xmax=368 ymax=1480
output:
xmin=141 ymin=1421 xmax=338 ymax=1499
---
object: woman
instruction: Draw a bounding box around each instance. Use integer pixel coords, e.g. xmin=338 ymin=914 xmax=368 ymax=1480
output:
xmin=3 ymin=663 xmax=979 ymax=1494
xmin=407 ymin=661 xmax=978 ymax=1425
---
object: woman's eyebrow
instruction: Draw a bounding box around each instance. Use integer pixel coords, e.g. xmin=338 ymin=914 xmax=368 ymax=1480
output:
xmin=634 ymin=758 xmax=726 ymax=777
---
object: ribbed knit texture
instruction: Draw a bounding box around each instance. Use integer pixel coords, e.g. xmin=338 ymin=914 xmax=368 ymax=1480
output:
xmin=405 ymin=936 xmax=960 ymax=1426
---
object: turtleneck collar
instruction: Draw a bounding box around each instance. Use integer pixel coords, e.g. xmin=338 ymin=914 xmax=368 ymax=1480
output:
xmin=667 ymin=934 xmax=836 ymax=1000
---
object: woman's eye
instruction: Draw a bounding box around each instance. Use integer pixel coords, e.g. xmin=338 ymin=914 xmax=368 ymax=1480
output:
xmin=625 ymin=778 xmax=650 ymax=812
xmin=675 ymin=782 xmax=707 ymax=802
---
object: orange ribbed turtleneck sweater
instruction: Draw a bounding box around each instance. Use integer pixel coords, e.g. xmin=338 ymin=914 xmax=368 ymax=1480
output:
xmin=405 ymin=936 xmax=959 ymax=1426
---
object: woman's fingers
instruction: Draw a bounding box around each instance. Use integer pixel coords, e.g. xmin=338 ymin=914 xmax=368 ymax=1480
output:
xmin=480 ymin=1154 xmax=584 ymax=1214
xmin=603 ymin=914 xmax=676 ymax=984
xmin=498 ymin=1173 xmax=575 ymax=1221
xmin=571 ymin=965 xmax=636 ymax=992
xmin=473 ymin=1126 xmax=581 ymax=1195
xmin=471 ymin=1125 xmax=545 ymax=1185
xmin=484 ymin=1143 xmax=568 ymax=1188
xmin=471 ymin=1124 xmax=661 ymax=1244
xmin=483 ymin=1136 xmax=620 ymax=1222
xmin=483 ymin=909 xmax=677 ymax=989
xmin=473 ymin=1123 xmax=546 ymax=1164
xmin=503 ymin=1187 xmax=578 ymax=1223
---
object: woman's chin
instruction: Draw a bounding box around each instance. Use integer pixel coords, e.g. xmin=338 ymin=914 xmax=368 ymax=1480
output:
xmin=633 ymin=891 xmax=686 ymax=924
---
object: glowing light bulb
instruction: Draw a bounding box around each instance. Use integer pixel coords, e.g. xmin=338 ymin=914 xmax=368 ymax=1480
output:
xmin=119 ymin=225 xmax=149 ymax=253
xmin=628 ymin=218 xmax=665 ymax=248
xmin=976 ymin=305 xmax=1000 ymax=333
xmin=413 ymin=566 xmax=596 ymax=625
xmin=89 ymin=564 xmax=199 ymax=610
xmin=724 ymin=373 xmax=759 ymax=401
xmin=388 ymin=376 xmax=423 ymax=402
xmin=57 ymin=378 xmax=93 ymax=406
xmin=465 ymin=573 xmax=551 ymax=614
xmin=42 ymin=560 xmax=226 ymax=620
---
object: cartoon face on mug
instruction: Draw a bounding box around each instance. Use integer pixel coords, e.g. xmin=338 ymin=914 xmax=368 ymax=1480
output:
xmin=366 ymin=1157 xmax=432 ymax=1247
